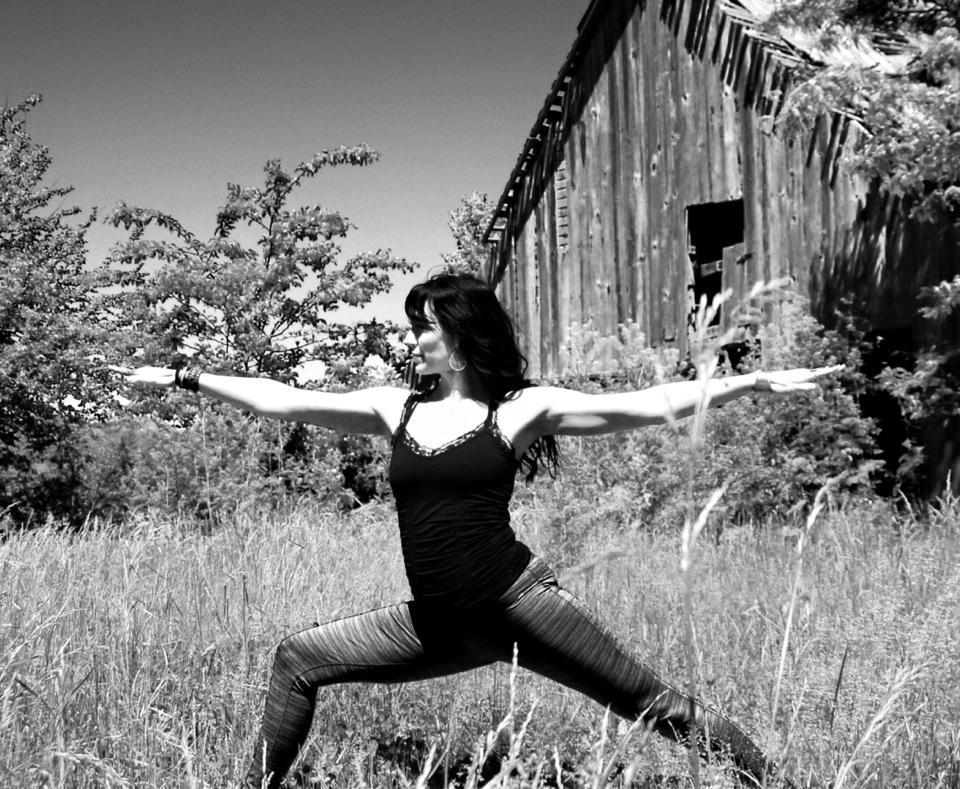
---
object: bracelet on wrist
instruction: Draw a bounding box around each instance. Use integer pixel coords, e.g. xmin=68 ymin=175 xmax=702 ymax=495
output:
xmin=174 ymin=366 xmax=202 ymax=393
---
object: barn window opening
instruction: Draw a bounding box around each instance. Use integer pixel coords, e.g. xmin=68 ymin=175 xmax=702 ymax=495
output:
xmin=686 ymin=199 xmax=745 ymax=332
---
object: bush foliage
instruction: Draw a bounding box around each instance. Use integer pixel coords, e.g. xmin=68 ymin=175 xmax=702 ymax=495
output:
xmin=530 ymin=299 xmax=881 ymax=558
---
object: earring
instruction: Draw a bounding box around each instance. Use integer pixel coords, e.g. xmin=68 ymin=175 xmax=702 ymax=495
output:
xmin=449 ymin=351 xmax=466 ymax=372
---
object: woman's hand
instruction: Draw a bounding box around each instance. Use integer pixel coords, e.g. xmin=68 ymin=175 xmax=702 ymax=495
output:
xmin=107 ymin=365 xmax=176 ymax=387
xmin=755 ymin=364 xmax=845 ymax=393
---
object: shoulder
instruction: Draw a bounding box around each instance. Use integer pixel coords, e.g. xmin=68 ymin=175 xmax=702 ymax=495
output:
xmin=342 ymin=386 xmax=413 ymax=436
xmin=365 ymin=385 xmax=413 ymax=413
xmin=497 ymin=385 xmax=589 ymax=438
xmin=501 ymin=385 xmax=585 ymax=412
xmin=276 ymin=384 xmax=412 ymax=436
xmin=332 ymin=385 xmax=409 ymax=407
xmin=363 ymin=385 xmax=412 ymax=402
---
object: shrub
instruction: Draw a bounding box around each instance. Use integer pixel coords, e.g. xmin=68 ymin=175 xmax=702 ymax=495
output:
xmin=540 ymin=298 xmax=881 ymax=538
xmin=59 ymin=358 xmax=405 ymax=527
xmin=64 ymin=411 xmax=344 ymax=526
xmin=876 ymin=276 xmax=960 ymax=498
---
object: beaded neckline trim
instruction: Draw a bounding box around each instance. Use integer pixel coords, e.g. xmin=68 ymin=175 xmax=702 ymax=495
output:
xmin=396 ymin=421 xmax=516 ymax=460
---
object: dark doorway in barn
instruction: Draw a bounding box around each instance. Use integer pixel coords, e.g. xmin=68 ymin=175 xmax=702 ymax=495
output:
xmin=686 ymin=199 xmax=745 ymax=332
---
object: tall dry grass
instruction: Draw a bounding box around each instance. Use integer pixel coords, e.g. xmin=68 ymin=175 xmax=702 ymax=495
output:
xmin=1 ymin=492 xmax=958 ymax=787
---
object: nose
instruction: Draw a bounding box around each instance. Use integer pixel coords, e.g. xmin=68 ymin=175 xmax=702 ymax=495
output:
xmin=402 ymin=329 xmax=417 ymax=349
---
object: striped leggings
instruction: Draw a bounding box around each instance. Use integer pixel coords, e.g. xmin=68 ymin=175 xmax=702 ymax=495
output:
xmin=244 ymin=556 xmax=773 ymax=788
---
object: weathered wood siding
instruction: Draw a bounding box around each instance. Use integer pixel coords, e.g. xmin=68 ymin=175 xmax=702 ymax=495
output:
xmin=487 ymin=0 xmax=959 ymax=380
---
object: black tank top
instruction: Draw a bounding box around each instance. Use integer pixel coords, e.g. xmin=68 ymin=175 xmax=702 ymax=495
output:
xmin=388 ymin=392 xmax=531 ymax=609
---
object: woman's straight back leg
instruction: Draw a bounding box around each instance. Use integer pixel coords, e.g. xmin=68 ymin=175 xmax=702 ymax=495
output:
xmin=499 ymin=563 xmax=773 ymax=784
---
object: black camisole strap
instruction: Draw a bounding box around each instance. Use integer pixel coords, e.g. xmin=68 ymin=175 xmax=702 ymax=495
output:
xmin=393 ymin=392 xmax=420 ymax=446
xmin=485 ymin=399 xmax=517 ymax=462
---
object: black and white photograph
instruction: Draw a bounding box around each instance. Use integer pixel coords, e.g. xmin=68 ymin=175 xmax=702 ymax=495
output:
xmin=2 ymin=1 xmax=959 ymax=787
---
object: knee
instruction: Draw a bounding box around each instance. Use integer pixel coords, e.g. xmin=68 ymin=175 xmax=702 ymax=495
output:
xmin=272 ymin=630 xmax=316 ymax=677
xmin=271 ymin=625 xmax=342 ymax=691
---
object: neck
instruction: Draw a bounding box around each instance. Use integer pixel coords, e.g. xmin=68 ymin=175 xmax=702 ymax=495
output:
xmin=434 ymin=369 xmax=489 ymax=403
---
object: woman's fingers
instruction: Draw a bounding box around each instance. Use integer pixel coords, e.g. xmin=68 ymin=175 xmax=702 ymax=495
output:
xmin=768 ymin=364 xmax=846 ymax=392
xmin=805 ymin=364 xmax=845 ymax=382
xmin=104 ymin=365 xmax=175 ymax=387
xmin=812 ymin=364 xmax=845 ymax=376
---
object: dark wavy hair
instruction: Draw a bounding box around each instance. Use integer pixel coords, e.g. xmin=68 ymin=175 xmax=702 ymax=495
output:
xmin=404 ymin=273 xmax=559 ymax=482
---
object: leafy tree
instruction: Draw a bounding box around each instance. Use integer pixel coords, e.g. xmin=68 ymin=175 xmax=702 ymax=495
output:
xmin=439 ymin=191 xmax=493 ymax=276
xmin=99 ymin=148 xmax=416 ymax=512
xmin=766 ymin=0 xmax=960 ymax=221
xmin=102 ymin=149 xmax=415 ymax=380
xmin=0 ymin=95 xmax=110 ymax=524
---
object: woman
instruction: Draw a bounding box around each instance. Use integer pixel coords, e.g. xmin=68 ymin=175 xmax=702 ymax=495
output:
xmin=116 ymin=273 xmax=836 ymax=788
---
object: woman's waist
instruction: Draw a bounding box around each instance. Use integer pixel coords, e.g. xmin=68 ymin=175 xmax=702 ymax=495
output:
xmin=396 ymin=505 xmax=512 ymax=535
xmin=399 ymin=520 xmax=521 ymax=566
xmin=405 ymin=541 xmax=533 ymax=609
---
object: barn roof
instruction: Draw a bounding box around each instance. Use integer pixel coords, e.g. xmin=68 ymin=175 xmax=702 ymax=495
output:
xmin=482 ymin=0 xmax=918 ymax=274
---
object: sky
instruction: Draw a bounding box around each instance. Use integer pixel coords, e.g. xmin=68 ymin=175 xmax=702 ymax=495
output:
xmin=3 ymin=0 xmax=590 ymax=323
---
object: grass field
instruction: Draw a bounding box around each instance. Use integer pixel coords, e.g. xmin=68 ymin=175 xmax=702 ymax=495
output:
xmin=2 ymin=485 xmax=958 ymax=788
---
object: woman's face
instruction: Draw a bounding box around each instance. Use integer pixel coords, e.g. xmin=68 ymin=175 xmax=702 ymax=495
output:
xmin=403 ymin=302 xmax=457 ymax=376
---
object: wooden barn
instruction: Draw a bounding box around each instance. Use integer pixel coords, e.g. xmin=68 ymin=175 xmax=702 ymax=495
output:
xmin=483 ymin=0 xmax=960 ymax=381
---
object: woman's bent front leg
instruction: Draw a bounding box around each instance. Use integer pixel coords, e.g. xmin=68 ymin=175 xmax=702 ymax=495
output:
xmin=245 ymin=602 xmax=494 ymax=789
xmin=501 ymin=564 xmax=772 ymax=784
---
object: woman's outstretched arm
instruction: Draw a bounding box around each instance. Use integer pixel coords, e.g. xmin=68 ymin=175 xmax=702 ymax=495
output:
xmin=524 ymin=366 xmax=844 ymax=436
xmin=109 ymin=365 xmax=407 ymax=435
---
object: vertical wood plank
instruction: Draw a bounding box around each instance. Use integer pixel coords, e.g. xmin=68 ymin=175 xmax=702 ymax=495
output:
xmin=565 ymin=130 xmax=584 ymax=373
xmin=609 ymin=22 xmax=627 ymax=336
xmin=539 ymin=192 xmax=555 ymax=379
xmin=740 ymin=97 xmax=764 ymax=298
xmin=524 ymin=217 xmax=541 ymax=378
xmin=619 ymin=5 xmax=639 ymax=327
xmin=644 ymin=3 xmax=664 ymax=345
xmin=597 ymin=14 xmax=616 ymax=359
xmin=630 ymin=7 xmax=650 ymax=340
xmin=661 ymin=12 xmax=680 ymax=349
xmin=766 ymin=133 xmax=784 ymax=286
